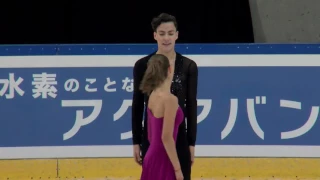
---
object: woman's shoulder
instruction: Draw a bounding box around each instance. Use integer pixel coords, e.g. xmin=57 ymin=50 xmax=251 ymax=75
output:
xmin=163 ymin=93 xmax=178 ymax=105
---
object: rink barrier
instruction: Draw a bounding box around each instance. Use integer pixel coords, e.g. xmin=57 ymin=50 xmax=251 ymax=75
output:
xmin=1 ymin=44 xmax=320 ymax=179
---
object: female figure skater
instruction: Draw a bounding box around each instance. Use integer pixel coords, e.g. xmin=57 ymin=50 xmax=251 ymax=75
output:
xmin=131 ymin=13 xmax=198 ymax=180
xmin=139 ymin=54 xmax=184 ymax=180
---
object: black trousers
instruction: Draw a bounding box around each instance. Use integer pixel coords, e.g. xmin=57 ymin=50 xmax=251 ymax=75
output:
xmin=141 ymin=128 xmax=191 ymax=180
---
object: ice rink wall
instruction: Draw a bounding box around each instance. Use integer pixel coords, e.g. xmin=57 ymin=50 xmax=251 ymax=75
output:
xmin=1 ymin=43 xmax=320 ymax=179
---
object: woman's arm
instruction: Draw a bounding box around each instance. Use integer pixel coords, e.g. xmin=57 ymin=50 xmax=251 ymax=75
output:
xmin=186 ymin=60 xmax=198 ymax=146
xmin=148 ymin=110 xmax=152 ymax=143
xmin=162 ymin=96 xmax=181 ymax=171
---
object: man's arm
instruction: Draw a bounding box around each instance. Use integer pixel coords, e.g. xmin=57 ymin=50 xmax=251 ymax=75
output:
xmin=186 ymin=60 xmax=198 ymax=146
xmin=131 ymin=59 xmax=145 ymax=145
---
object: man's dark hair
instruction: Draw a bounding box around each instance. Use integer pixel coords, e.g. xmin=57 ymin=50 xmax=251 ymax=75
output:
xmin=151 ymin=13 xmax=178 ymax=32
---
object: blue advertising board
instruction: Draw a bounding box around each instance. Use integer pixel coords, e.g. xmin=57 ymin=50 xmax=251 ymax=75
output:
xmin=1 ymin=44 xmax=320 ymax=159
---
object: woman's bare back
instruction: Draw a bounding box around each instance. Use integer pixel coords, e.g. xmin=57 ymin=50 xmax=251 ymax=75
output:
xmin=148 ymin=91 xmax=178 ymax=118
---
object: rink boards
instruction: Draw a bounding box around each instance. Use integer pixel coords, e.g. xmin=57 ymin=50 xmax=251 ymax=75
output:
xmin=1 ymin=44 xmax=320 ymax=179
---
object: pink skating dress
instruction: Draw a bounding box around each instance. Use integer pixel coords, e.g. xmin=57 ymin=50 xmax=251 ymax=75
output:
xmin=140 ymin=106 xmax=184 ymax=180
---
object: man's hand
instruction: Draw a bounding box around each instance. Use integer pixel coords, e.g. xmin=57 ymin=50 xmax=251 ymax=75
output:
xmin=133 ymin=144 xmax=142 ymax=165
xmin=189 ymin=146 xmax=195 ymax=166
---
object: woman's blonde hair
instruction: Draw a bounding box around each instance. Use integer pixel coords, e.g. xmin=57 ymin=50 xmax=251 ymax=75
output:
xmin=139 ymin=54 xmax=170 ymax=95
